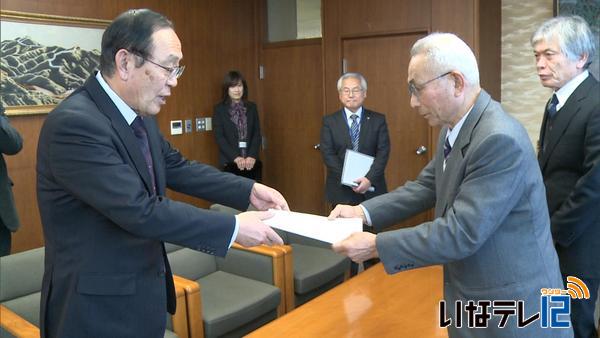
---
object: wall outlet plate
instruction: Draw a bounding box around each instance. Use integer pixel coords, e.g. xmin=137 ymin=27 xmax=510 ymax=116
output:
xmin=184 ymin=119 xmax=192 ymax=133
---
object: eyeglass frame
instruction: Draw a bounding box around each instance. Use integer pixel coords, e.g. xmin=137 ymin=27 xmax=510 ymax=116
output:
xmin=130 ymin=50 xmax=185 ymax=80
xmin=407 ymin=71 xmax=452 ymax=97
xmin=339 ymin=87 xmax=364 ymax=96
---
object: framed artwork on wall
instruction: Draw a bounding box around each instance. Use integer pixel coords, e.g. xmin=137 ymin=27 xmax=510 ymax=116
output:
xmin=554 ymin=0 xmax=600 ymax=80
xmin=0 ymin=10 xmax=110 ymax=116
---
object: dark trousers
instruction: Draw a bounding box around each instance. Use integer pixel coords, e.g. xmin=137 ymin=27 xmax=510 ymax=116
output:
xmin=563 ymin=274 xmax=599 ymax=338
xmin=0 ymin=224 xmax=11 ymax=256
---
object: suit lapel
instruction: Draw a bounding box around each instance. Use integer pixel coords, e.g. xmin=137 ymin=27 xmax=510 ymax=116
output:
xmin=435 ymin=90 xmax=491 ymax=217
xmin=538 ymin=76 xmax=596 ymax=169
xmin=144 ymin=117 xmax=165 ymax=195
xmin=358 ymin=109 xmax=372 ymax=152
xmin=84 ymin=75 xmax=156 ymax=194
xmin=537 ymin=97 xmax=552 ymax=159
xmin=335 ymin=110 xmax=353 ymax=149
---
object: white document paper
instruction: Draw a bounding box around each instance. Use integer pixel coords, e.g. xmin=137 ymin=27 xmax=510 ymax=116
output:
xmin=341 ymin=149 xmax=374 ymax=189
xmin=263 ymin=209 xmax=363 ymax=244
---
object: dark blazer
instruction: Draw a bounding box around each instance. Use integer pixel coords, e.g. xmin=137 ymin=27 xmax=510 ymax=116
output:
xmin=365 ymin=90 xmax=567 ymax=337
xmin=213 ymin=101 xmax=261 ymax=167
xmin=320 ymin=108 xmax=390 ymax=205
xmin=0 ymin=108 xmax=23 ymax=232
xmin=37 ymin=75 xmax=255 ymax=337
xmin=538 ymin=74 xmax=600 ymax=278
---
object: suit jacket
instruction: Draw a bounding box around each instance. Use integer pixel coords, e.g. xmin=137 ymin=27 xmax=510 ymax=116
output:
xmin=538 ymin=74 xmax=600 ymax=278
xmin=37 ymin=75 xmax=255 ymax=338
xmin=0 ymin=109 xmax=23 ymax=232
xmin=213 ymin=101 xmax=261 ymax=167
xmin=363 ymin=91 xmax=569 ymax=337
xmin=320 ymin=108 xmax=390 ymax=205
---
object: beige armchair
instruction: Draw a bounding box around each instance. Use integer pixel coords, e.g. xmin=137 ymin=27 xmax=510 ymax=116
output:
xmin=165 ymin=241 xmax=289 ymax=338
xmin=0 ymin=247 xmax=192 ymax=338
xmin=208 ymin=204 xmax=351 ymax=310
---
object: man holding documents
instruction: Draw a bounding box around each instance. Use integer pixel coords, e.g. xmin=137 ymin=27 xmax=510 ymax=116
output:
xmin=330 ymin=33 xmax=568 ymax=337
xmin=320 ymin=72 xmax=390 ymax=275
xmin=320 ymin=72 xmax=390 ymax=207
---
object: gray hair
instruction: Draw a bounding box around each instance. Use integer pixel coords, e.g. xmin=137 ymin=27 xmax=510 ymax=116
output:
xmin=531 ymin=15 xmax=596 ymax=69
xmin=410 ymin=32 xmax=480 ymax=87
xmin=337 ymin=72 xmax=368 ymax=91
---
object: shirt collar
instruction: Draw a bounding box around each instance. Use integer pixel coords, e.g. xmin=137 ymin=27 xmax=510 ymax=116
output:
xmin=554 ymin=70 xmax=589 ymax=111
xmin=445 ymin=104 xmax=474 ymax=147
xmin=344 ymin=106 xmax=363 ymax=120
xmin=95 ymin=71 xmax=138 ymax=125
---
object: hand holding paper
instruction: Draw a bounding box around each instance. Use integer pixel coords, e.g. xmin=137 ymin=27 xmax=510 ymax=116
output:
xmin=342 ymin=149 xmax=375 ymax=192
xmin=332 ymin=232 xmax=379 ymax=263
xmin=236 ymin=211 xmax=284 ymax=247
xmin=352 ymin=177 xmax=373 ymax=194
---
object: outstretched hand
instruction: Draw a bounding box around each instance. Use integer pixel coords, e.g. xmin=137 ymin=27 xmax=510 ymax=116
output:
xmin=236 ymin=210 xmax=284 ymax=247
xmin=332 ymin=232 xmax=378 ymax=263
xmin=328 ymin=204 xmax=366 ymax=223
xmin=250 ymin=183 xmax=290 ymax=211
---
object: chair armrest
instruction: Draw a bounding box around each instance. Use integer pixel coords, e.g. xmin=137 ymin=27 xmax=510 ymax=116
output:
xmin=173 ymin=275 xmax=204 ymax=338
xmin=230 ymin=244 xmax=293 ymax=315
xmin=270 ymin=244 xmax=295 ymax=312
xmin=171 ymin=280 xmax=190 ymax=338
xmin=0 ymin=305 xmax=40 ymax=338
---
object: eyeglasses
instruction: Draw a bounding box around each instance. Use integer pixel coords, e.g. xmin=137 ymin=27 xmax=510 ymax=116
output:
xmin=131 ymin=51 xmax=185 ymax=79
xmin=340 ymin=87 xmax=364 ymax=96
xmin=408 ymin=71 xmax=451 ymax=97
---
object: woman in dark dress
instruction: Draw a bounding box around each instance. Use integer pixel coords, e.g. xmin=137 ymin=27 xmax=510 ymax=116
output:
xmin=213 ymin=71 xmax=262 ymax=181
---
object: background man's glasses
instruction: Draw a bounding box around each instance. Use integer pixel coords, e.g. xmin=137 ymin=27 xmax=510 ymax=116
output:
xmin=340 ymin=88 xmax=363 ymax=96
xmin=408 ymin=71 xmax=451 ymax=97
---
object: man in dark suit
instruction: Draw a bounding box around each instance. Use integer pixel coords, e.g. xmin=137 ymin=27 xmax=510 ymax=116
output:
xmin=320 ymin=72 xmax=390 ymax=207
xmin=0 ymin=103 xmax=23 ymax=256
xmin=36 ymin=9 xmax=286 ymax=338
xmin=532 ymin=15 xmax=599 ymax=338
xmin=330 ymin=33 xmax=569 ymax=337
xmin=320 ymin=72 xmax=390 ymax=275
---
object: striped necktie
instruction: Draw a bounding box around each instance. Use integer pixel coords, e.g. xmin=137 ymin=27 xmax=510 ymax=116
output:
xmin=350 ymin=114 xmax=359 ymax=151
xmin=444 ymin=136 xmax=452 ymax=159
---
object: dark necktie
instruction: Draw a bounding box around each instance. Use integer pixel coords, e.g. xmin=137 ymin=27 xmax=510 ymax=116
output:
xmin=350 ymin=114 xmax=359 ymax=151
xmin=131 ymin=116 xmax=156 ymax=195
xmin=541 ymin=94 xmax=559 ymax=153
xmin=546 ymin=94 xmax=559 ymax=119
xmin=444 ymin=136 xmax=452 ymax=159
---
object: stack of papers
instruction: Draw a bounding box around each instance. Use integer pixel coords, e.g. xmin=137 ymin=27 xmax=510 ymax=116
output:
xmin=341 ymin=149 xmax=375 ymax=191
xmin=263 ymin=209 xmax=363 ymax=244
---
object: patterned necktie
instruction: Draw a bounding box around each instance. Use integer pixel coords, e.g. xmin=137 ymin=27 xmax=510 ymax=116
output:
xmin=546 ymin=94 xmax=559 ymax=119
xmin=131 ymin=116 xmax=156 ymax=195
xmin=444 ymin=136 xmax=452 ymax=159
xmin=350 ymin=114 xmax=359 ymax=151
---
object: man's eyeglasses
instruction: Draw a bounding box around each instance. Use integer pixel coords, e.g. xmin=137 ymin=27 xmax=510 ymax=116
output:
xmin=131 ymin=51 xmax=185 ymax=80
xmin=408 ymin=71 xmax=452 ymax=97
xmin=340 ymin=87 xmax=363 ymax=96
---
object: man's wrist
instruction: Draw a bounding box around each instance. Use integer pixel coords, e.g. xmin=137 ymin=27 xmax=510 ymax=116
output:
xmin=354 ymin=205 xmax=366 ymax=224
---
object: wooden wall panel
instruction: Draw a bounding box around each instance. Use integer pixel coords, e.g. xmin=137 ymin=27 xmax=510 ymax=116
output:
xmin=1 ymin=0 xmax=259 ymax=253
xmin=339 ymin=0 xmax=431 ymax=37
